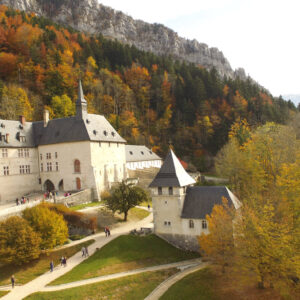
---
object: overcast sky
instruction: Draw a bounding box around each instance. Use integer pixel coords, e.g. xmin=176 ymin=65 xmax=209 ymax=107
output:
xmin=98 ymin=0 xmax=300 ymax=98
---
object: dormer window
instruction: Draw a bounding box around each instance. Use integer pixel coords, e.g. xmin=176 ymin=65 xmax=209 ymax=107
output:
xmin=93 ymin=130 xmax=97 ymax=135
xmin=111 ymin=132 xmax=115 ymax=137
xmin=103 ymin=130 xmax=107 ymax=136
xmin=141 ymin=151 xmax=144 ymax=155
xmin=149 ymin=151 xmax=152 ymax=154
xmin=129 ymin=151 xmax=133 ymax=155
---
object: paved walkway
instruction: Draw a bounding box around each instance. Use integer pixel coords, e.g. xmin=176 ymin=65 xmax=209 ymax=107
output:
xmin=144 ymin=262 xmax=210 ymax=300
xmin=1 ymin=213 xmax=153 ymax=300
xmin=41 ymin=258 xmax=202 ymax=292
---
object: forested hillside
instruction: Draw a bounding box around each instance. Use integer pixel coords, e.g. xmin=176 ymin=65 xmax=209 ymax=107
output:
xmin=0 ymin=5 xmax=296 ymax=170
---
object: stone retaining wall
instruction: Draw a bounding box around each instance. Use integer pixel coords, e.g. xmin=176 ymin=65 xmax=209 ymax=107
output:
xmin=56 ymin=189 xmax=94 ymax=206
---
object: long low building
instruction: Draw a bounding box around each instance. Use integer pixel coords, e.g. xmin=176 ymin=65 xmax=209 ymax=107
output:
xmin=126 ymin=145 xmax=162 ymax=170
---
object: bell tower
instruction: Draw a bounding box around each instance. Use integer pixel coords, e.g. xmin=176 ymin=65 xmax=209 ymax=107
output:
xmin=76 ymin=80 xmax=87 ymax=119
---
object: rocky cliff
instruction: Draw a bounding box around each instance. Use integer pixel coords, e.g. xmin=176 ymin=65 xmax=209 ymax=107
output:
xmin=0 ymin=0 xmax=245 ymax=78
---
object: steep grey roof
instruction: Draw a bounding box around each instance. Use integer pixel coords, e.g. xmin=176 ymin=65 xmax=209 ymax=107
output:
xmin=149 ymin=149 xmax=195 ymax=187
xmin=181 ymin=186 xmax=241 ymax=219
xmin=33 ymin=114 xmax=126 ymax=146
xmin=126 ymin=145 xmax=161 ymax=162
xmin=0 ymin=119 xmax=35 ymax=148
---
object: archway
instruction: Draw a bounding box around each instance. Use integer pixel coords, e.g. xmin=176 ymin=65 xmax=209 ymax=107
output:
xmin=58 ymin=179 xmax=64 ymax=191
xmin=44 ymin=179 xmax=55 ymax=192
xmin=76 ymin=178 xmax=81 ymax=190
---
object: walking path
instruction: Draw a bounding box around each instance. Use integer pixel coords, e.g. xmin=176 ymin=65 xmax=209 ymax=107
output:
xmin=41 ymin=258 xmax=202 ymax=292
xmin=144 ymin=262 xmax=210 ymax=300
xmin=1 ymin=213 xmax=153 ymax=300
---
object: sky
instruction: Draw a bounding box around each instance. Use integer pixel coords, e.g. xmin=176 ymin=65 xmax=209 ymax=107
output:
xmin=98 ymin=0 xmax=300 ymax=100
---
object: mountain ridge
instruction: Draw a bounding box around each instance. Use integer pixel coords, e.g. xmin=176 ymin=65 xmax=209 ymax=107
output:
xmin=0 ymin=0 xmax=246 ymax=79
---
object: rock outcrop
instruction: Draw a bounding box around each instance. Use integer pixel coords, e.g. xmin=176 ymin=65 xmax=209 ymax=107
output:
xmin=0 ymin=0 xmax=245 ymax=78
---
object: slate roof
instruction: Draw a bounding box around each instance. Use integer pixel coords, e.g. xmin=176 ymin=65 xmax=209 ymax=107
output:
xmin=126 ymin=145 xmax=161 ymax=162
xmin=181 ymin=186 xmax=241 ymax=219
xmin=149 ymin=149 xmax=195 ymax=187
xmin=0 ymin=119 xmax=35 ymax=148
xmin=33 ymin=114 xmax=126 ymax=146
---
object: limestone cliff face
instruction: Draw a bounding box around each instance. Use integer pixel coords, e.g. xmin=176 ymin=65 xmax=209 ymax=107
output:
xmin=0 ymin=0 xmax=245 ymax=78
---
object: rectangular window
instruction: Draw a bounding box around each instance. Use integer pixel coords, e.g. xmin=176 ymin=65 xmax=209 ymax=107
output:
xmin=41 ymin=163 xmax=43 ymax=172
xmin=47 ymin=162 xmax=52 ymax=172
xmin=19 ymin=165 xmax=25 ymax=174
xmin=168 ymin=187 xmax=173 ymax=195
xmin=25 ymin=165 xmax=30 ymax=174
xmin=56 ymin=162 xmax=59 ymax=171
xmin=46 ymin=153 xmax=51 ymax=159
xmin=40 ymin=154 xmax=42 ymax=160
xmin=158 ymin=187 xmax=162 ymax=195
xmin=3 ymin=166 xmax=9 ymax=176
xmin=55 ymin=152 xmax=58 ymax=159
xmin=24 ymin=149 xmax=29 ymax=158
xmin=168 ymin=221 xmax=171 ymax=226
xmin=202 ymin=220 xmax=207 ymax=229
xmin=2 ymin=148 xmax=8 ymax=158
xmin=20 ymin=136 xmax=26 ymax=142
xmin=18 ymin=149 xmax=24 ymax=158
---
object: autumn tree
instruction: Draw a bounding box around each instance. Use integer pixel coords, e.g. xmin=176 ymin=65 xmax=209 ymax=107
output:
xmin=51 ymin=94 xmax=75 ymax=118
xmin=103 ymin=180 xmax=149 ymax=221
xmin=198 ymin=197 xmax=235 ymax=273
xmin=23 ymin=204 xmax=68 ymax=249
xmin=0 ymin=216 xmax=41 ymax=265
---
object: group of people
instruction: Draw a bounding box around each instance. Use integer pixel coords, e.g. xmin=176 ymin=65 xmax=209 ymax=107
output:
xmin=81 ymin=246 xmax=89 ymax=258
xmin=49 ymin=256 xmax=67 ymax=272
xmin=16 ymin=196 xmax=29 ymax=206
xmin=104 ymin=226 xmax=111 ymax=237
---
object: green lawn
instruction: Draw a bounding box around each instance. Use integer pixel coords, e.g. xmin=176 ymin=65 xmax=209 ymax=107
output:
xmin=129 ymin=207 xmax=150 ymax=220
xmin=25 ymin=269 xmax=177 ymax=300
xmin=69 ymin=202 xmax=102 ymax=211
xmin=139 ymin=200 xmax=152 ymax=208
xmin=0 ymin=240 xmax=95 ymax=286
xmin=160 ymin=267 xmax=217 ymax=300
xmin=51 ymin=234 xmax=199 ymax=285
xmin=0 ymin=291 xmax=9 ymax=297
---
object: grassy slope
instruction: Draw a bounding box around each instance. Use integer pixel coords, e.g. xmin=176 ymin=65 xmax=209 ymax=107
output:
xmin=0 ymin=240 xmax=95 ymax=286
xmin=25 ymin=269 xmax=178 ymax=300
xmin=51 ymin=235 xmax=199 ymax=285
xmin=0 ymin=291 xmax=9 ymax=297
xmin=69 ymin=202 xmax=102 ymax=211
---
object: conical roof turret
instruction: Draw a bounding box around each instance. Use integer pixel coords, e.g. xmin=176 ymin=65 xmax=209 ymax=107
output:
xmin=149 ymin=149 xmax=195 ymax=187
xmin=76 ymin=80 xmax=87 ymax=105
xmin=76 ymin=80 xmax=87 ymax=119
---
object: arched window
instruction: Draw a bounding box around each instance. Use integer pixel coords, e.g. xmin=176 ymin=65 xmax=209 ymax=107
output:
xmin=202 ymin=220 xmax=207 ymax=229
xmin=74 ymin=159 xmax=81 ymax=173
xmin=189 ymin=220 xmax=194 ymax=228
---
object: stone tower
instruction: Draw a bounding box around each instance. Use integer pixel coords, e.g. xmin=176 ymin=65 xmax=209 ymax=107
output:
xmin=149 ymin=149 xmax=195 ymax=244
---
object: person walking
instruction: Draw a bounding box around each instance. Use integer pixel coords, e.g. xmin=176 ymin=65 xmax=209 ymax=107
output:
xmin=107 ymin=227 xmax=111 ymax=236
xmin=11 ymin=275 xmax=15 ymax=289
xmin=104 ymin=226 xmax=108 ymax=237
xmin=85 ymin=246 xmax=89 ymax=257
xmin=60 ymin=256 xmax=64 ymax=266
xmin=50 ymin=261 xmax=54 ymax=272
xmin=148 ymin=204 xmax=150 ymax=211
xmin=63 ymin=256 xmax=67 ymax=267
xmin=81 ymin=247 xmax=85 ymax=257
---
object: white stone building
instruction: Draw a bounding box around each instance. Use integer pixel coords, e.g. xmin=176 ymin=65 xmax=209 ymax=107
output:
xmin=0 ymin=82 xmax=130 ymax=203
xmin=125 ymin=145 xmax=162 ymax=170
xmin=149 ymin=149 xmax=241 ymax=251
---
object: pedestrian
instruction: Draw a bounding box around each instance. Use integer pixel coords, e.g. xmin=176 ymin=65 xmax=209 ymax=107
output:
xmin=148 ymin=204 xmax=150 ymax=210
xmin=16 ymin=198 xmax=19 ymax=206
xmin=11 ymin=275 xmax=15 ymax=288
xmin=104 ymin=227 xmax=107 ymax=237
xmin=81 ymin=247 xmax=85 ymax=257
xmin=63 ymin=256 xmax=67 ymax=267
xmin=50 ymin=260 xmax=54 ymax=272
xmin=85 ymin=246 xmax=89 ymax=257
xmin=60 ymin=256 xmax=64 ymax=266
xmin=107 ymin=227 xmax=111 ymax=236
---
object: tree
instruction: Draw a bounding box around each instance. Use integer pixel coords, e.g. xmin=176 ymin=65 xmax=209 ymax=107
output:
xmin=198 ymin=197 xmax=235 ymax=273
xmin=23 ymin=204 xmax=68 ymax=249
xmin=0 ymin=216 xmax=41 ymax=265
xmin=51 ymin=94 xmax=75 ymax=118
xmin=103 ymin=180 xmax=149 ymax=221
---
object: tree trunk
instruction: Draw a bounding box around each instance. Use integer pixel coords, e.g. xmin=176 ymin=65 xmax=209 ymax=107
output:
xmin=124 ymin=210 xmax=128 ymax=221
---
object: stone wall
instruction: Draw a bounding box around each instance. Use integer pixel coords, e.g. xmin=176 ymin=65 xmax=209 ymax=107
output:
xmin=56 ymin=189 xmax=94 ymax=206
xmin=157 ymin=233 xmax=200 ymax=252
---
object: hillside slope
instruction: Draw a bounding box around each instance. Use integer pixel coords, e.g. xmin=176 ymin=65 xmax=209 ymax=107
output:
xmin=0 ymin=0 xmax=245 ymax=78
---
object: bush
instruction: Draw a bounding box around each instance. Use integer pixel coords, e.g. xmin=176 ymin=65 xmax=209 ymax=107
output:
xmin=23 ymin=204 xmax=68 ymax=249
xmin=0 ymin=216 xmax=41 ymax=265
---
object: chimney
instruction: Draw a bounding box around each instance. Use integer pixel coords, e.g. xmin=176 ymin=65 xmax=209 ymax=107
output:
xmin=6 ymin=133 xmax=9 ymax=143
xmin=43 ymin=109 xmax=49 ymax=127
xmin=19 ymin=115 xmax=26 ymax=125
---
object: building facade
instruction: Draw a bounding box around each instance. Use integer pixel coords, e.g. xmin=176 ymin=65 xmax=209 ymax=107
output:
xmin=149 ymin=149 xmax=240 ymax=252
xmin=0 ymin=82 xmax=129 ymax=203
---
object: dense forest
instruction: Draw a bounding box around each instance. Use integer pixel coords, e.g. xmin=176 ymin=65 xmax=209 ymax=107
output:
xmin=0 ymin=5 xmax=297 ymax=170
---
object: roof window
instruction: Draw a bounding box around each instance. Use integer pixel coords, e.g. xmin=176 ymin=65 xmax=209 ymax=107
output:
xmin=129 ymin=151 xmax=133 ymax=155
xmin=111 ymin=132 xmax=115 ymax=137
xmin=1 ymin=123 xmax=5 ymax=128
xmin=93 ymin=130 xmax=97 ymax=135
xmin=149 ymin=151 xmax=153 ymax=154
xmin=141 ymin=151 xmax=144 ymax=155
xmin=103 ymin=130 xmax=107 ymax=136
xmin=86 ymin=119 xmax=90 ymax=124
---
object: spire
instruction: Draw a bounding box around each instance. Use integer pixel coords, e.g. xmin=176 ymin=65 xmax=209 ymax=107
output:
xmin=149 ymin=149 xmax=195 ymax=187
xmin=76 ymin=80 xmax=87 ymax=119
